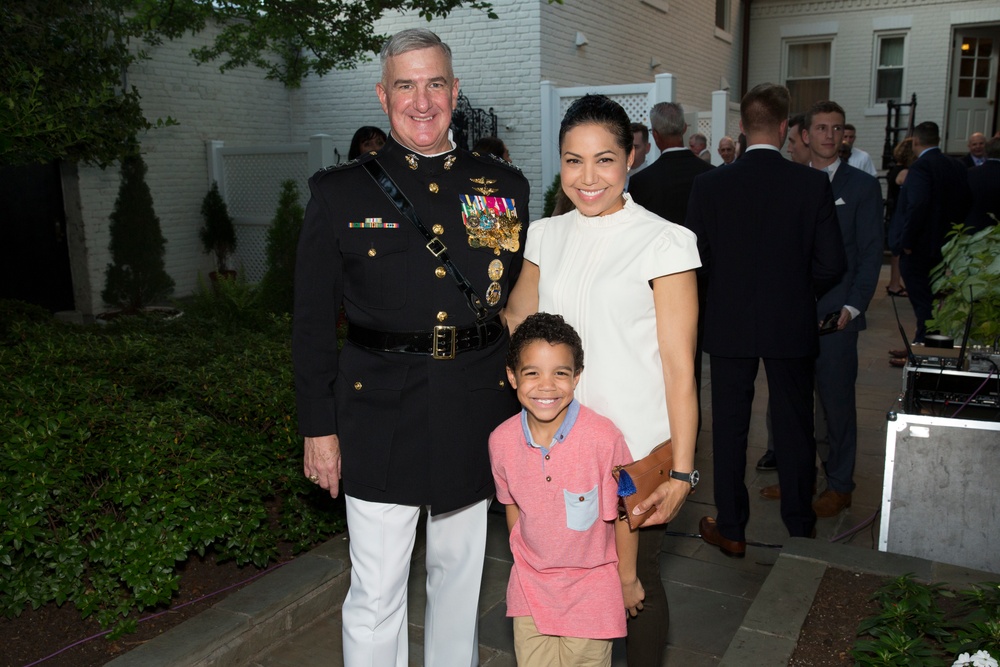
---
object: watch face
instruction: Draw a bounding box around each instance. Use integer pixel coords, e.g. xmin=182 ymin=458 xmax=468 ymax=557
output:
xmin=690 ymin=470 xmax=700 ymax=487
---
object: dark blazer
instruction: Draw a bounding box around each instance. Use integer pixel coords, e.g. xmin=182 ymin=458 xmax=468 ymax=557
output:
xmin=817 ymin=161 xmax=884 ymax=332
xmin=960 ymin=153 xmax=980 ymax=169
xmin=686 ymin=147 xmax=846 ymax=359
xmin=628 ymin=149 xmax=714 ymax=226
xmin=293 ymin=136 xmax=529 ymax=513
xmin=890 ymin=147 xmax=971 ymax=259
xmin=965 ymin=160 xmax=1000 ymax=232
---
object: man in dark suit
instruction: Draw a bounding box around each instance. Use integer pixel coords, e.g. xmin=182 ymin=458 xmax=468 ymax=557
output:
xmin=687 ymin=83 xmax=846 ymax=557
xmin=293 ymin=28 xmax=529 ymax=665
xmin=889 ymin=122 xmax=971 ymax=344
xmin=759 ymin=101 xmax=883 ymax=518
xmin=629 ymin=102 xmax=714 ymax=224
xmin=960 ymin=132 xmax=987 ymax=168
xmin=965 ymin=136 xmax=1000 ymax=231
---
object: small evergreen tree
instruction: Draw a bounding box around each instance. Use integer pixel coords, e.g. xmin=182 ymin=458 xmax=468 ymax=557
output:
xmin=257 ymin=179 xmax=304 ymax=314
xmin=199 ymin=181 xmax=238 ymax=273
xmin=102 ymin=148 xmax=174 ymax=313
xmin=543 ymin=173 xmax=562 ymax=218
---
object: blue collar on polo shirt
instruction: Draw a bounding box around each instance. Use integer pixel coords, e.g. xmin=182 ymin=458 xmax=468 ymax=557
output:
xmin=520 ymin=399 xmax=581 ymax=455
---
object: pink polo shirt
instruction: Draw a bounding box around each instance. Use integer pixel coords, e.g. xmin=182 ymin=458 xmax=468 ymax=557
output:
xmin=489 ymin=402 xmax=633 ymax=639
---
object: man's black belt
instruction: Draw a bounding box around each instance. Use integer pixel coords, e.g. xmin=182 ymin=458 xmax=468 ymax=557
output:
xmin=347 ymin=315 xmax=505 ymax=360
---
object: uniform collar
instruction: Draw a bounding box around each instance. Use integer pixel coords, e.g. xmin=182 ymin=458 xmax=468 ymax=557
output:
xmin=381 ymin=133 xmax=459 ymax=174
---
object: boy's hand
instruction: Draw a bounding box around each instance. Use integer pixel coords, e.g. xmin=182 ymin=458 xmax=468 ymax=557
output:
xmin=621 ymin=576 xmax=645 ymax=617
xmin=633 ymin=478 xmax=691 ymax=526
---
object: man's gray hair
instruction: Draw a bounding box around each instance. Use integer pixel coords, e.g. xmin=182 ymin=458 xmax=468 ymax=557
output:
xmin=649 ymin=102 xmax=686 ymax=137
xmin=380 ymin=29 xmax=453 ymax=80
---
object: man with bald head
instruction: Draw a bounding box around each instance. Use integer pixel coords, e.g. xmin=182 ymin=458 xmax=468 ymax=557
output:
xmin=961 ymin=132 xmax=987 ymax=168
xmin=718 ymin=136 xmax=736 ymax=165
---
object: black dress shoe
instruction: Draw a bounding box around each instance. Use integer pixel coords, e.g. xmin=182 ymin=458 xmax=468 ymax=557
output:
xmin=756 ymin=450 xmax=777 ymax=471
xmin=699 ymin=516 xmax=746 ymax=558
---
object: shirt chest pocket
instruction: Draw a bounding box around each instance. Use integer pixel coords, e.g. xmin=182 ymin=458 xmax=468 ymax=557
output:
xmin=563 ymin=485 xmax=599 ymax=532
xmin=342 ymin=235 xmax=410 ymax=310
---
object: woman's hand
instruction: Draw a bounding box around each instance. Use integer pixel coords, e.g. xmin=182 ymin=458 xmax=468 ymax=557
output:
xmin=633 ymin=478 xmax=691 ymax=525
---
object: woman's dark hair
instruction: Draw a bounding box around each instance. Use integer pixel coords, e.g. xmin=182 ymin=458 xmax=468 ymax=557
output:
xmin=348 ymin=126 xmax=388 ymax=161
xmin=559 ymin=94 xmax=632 ymax=154
xmin=472 ymin=136 xmax=506 ymax=159
xmin=507 ymin=312 xmax=584 ymax=373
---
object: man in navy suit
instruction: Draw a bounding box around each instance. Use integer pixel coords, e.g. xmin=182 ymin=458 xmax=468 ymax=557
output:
xmin=799 ymin=101 xmax=883 ymax=517
xmin=687 ymin=84 xmax=846 ymax=556
xmin=889 ymin=122 xmax=971 ymax=344
xmin=965 ymin=136 xmax=1000 ymax=232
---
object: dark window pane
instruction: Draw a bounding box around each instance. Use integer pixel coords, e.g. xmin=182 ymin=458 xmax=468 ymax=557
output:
xmin=876 ymin=69 xmax=903 ymax=103
xmin=787 ymin=79 xmax=830 ymax=115
xmin=974 ymin=80 xmax=988 ymax=98
xmin=959 ymin=78 xmax=973 ymax=97
xmin=960 ymin=57 xmax=975 ymax=77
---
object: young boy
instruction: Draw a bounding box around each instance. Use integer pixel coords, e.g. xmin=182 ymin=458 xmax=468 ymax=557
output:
xmin=489 ymin=312 xmax=643 ymax=667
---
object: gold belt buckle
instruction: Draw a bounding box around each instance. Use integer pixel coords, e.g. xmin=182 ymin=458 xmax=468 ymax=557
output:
xmin=432 ymin=325 xmax=457 ymax=360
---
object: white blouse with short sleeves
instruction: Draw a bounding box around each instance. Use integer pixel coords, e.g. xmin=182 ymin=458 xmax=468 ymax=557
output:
xmin=524 ymin=193 xmax=701 ymax=459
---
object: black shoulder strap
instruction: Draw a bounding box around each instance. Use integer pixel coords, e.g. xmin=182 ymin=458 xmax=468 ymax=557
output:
xmin=363 ymin=159 xmax=490 ymax=322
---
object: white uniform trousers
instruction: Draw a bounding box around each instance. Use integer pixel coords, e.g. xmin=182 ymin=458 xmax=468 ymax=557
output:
xmin=342 ymin=496 xmax=489 ymax=667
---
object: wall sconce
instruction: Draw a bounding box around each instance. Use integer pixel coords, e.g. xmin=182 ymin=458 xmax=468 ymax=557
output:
xmin=575 ymin=32 xmax=588 ymax=47
xmin=650 ymin=57 xmax=661 ymax=70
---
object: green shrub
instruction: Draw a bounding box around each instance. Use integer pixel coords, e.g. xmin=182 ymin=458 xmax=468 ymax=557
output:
xmin=0 ymin=303 xmax=344 ymax=632
xmin=257 ymin=179 xmax=304 ymax=315
xmin=101 ymin=148 xmax=175 ymax=313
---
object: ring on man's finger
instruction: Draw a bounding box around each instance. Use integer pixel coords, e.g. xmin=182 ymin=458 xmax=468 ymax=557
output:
xmin=308 ymin=474 xmax=320 ymax=483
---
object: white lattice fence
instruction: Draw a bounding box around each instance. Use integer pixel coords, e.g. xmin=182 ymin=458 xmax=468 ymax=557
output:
xmin=208 ymin=137 xmax=335 ymax=282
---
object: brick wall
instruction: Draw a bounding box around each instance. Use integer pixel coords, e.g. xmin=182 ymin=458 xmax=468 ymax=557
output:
xmin=74 ymin=23 xmax=292 ymax=313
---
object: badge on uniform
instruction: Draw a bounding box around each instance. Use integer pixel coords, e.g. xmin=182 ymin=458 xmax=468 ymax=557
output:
xmin=459 ymin=195 xmax=521 ymax=256
xmin=348 ymin=217 xmax=399 ymax=229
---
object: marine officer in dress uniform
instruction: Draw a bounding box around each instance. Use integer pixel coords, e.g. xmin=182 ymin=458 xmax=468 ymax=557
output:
xmin=293 ymin=28 xmax=529 ymax=667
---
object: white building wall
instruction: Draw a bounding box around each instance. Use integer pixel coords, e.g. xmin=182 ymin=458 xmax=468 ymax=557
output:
xmin=748 ymin=0 xmax=1000 ymax=167
xmin=74 ymin=24 xmax=292 ymax=313
xmin=540 ymin=0 xmax=744 ymax=125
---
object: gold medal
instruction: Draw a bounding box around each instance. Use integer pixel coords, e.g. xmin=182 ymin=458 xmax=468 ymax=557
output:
xmin=488 ymin=259 xmax=504 ymax=281
xmin=486 ymin=281 xmax=502 ymax=306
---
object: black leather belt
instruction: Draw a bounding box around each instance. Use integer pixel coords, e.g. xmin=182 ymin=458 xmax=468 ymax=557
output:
xmin=347 ymin=315 xmax=505 ymax=360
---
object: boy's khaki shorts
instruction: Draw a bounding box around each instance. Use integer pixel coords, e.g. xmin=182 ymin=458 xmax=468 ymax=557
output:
xmin=512 ymin=616 xmax=612 ymax=667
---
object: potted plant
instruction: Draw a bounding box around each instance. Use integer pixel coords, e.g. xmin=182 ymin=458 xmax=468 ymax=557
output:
xmin=929 ymin=219 xmax=1000 ymax=348
xmin=200 ymin=181 xmax=238 ymax=283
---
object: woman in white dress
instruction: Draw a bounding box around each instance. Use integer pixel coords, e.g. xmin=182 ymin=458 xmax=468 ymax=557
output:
xmin=505 ymin=94 xmax=701 ymax=666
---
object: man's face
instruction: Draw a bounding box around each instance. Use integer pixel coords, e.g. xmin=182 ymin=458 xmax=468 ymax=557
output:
xmin=718 ymin=138 xmax=736 ymax=164
xmin=969 ymin=133 xmax=986 ymax=158
xmin=376 ymin=47 xmax=458 ymax=155
xmin=805 ymin=112 xmax=846 ymax=164
xmin=785 ymin=124 xmax=811 ymax=165
xmin=688 ymin=136 xmax=705 ymax=154
xmin=631 ymin=131 xmax=650 ymax=169
xmin=842 ymin=128 xmax=857 ymax=147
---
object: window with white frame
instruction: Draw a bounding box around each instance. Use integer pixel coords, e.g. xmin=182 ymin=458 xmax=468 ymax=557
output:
xmin=715 ymin=0 xmax=730 ymax=33
xmin=785 ymin=40 xmax=832 ymax=114
xmin=873 ymin=33 xmax=906 ymax=104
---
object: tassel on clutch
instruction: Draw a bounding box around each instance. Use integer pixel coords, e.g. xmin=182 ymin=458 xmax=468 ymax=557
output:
xmin=612 ymin=439 xmax=673 ymax=530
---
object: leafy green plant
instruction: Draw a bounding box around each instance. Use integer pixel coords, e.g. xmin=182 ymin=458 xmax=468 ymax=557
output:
xmin=257 ymin=179 xmax=304 ymax=315
xmin=0 ymin=299 xmax=344 ymax=633
xmin=852 ymin=574 xmax=1000 ymax=667
xmin=200 ymin=181 xmax=238 ymax=274
xmin=929 ymin=221 xmax=1000 ymax=348
xmin=101 ymin=147 xmax=175 ymax=313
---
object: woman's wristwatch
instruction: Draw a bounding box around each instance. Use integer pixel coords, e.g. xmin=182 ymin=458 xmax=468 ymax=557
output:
xmin=669 ymin=469 xmax=700 ymax=488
